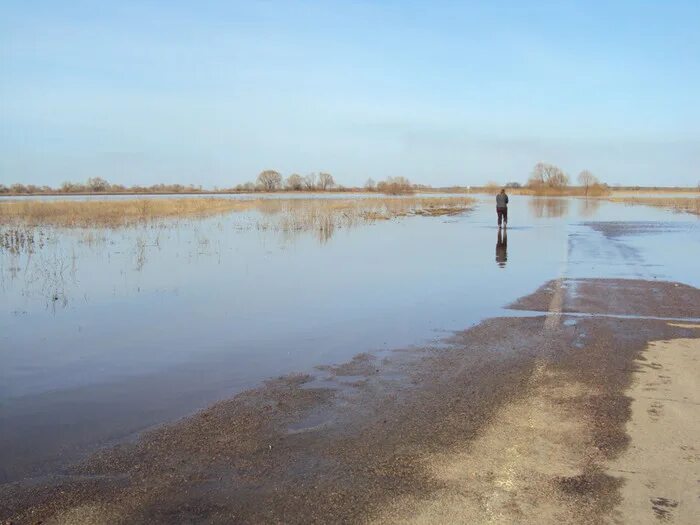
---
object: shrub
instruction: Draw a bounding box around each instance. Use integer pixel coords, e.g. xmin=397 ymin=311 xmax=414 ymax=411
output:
xmin=376 ymin=176 xmax=414 ymax=195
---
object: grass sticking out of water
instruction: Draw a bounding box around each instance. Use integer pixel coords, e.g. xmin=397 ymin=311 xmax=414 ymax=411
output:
xmin=606 ymin=196 xmax=700 ymax=216
xmin=0 ymin=196 xmax=476 ymax=229
xmin=253 ymin=197 xmax=473 ymax=242
xmin=0 ymin=198 xmax=261 ymax=227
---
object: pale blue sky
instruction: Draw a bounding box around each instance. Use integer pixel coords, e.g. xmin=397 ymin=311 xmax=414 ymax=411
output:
xmin=1 ymin=1 xmax=699 ymax=187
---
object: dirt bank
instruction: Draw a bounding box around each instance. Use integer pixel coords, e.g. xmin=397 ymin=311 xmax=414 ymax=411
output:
xmin=2 ymin=279 xmax=699 ymax=524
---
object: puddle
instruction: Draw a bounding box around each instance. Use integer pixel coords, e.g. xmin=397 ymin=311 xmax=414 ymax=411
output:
xmin=1 ymin=194 xmax=699 ymax=482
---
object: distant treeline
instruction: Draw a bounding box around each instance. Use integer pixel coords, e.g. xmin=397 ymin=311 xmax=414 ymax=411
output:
xmin=1 ymin=172 xmax=424 ymax=196
xmin=2 ymin=165 xmax=697 ymax=196
xmin=1 ymin=178 xmax=206 ymax=195
xmin=239 ymin=171 xmax=420 ymax=195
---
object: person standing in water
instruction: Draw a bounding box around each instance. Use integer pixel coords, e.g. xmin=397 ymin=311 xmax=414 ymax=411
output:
xmin=496 ymin=188 xmax=509 ymax=228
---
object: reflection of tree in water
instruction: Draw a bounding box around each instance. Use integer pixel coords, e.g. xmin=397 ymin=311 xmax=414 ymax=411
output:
xmin=577 ymin=198 xmax=601 ymax=217
xmin=528 ymin=198 xmax=570 ymax=218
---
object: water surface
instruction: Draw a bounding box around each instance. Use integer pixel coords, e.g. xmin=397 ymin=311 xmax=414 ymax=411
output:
xmin=1 ymin=195 xmax=698 ymax=481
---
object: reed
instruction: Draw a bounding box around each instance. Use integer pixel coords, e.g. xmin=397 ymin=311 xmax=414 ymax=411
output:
xmin=504 ymin=185 xmax=611 ymax=197
xmin=605 ymin=196 xmax=700 ymax=216
xmin=0 ymin=198 xmax=259 ymax=227
xmin=0 ymin=196 xmax=476 ymax=229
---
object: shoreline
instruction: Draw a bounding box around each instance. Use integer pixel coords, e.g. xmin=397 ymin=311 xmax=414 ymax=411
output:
xmin=2 ymin=278 xmax=699 ymax=523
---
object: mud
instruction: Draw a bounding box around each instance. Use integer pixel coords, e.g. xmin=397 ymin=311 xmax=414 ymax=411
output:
xmin=509 ymin=277 xmax=700 ymax=319
xmin=2 ymin=277 xmax=699 ymax=524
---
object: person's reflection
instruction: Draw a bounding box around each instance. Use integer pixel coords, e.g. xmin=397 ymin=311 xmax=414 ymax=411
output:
xmin=495 ymin=228 xmax=507 ymax=268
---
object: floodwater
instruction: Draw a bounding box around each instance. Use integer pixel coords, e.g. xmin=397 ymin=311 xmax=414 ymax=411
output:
xmin=1 ymin=195 xmax=698 ymax=482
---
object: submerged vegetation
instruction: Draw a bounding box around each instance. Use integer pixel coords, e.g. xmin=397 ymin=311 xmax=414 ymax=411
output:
xmin=266 ymin=196 xmax=473 ymax=242
xmin=0 ymin=196 xmax=475 ymax=230
xmin=605 ymin=196 xmax=700 ymax=216
xmin=0 ymin=197 xmax=475 ymax=260
xmin=0 ymin=198 xmax=256 ymax=227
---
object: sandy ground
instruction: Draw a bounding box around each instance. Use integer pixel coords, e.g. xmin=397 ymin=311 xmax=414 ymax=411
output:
xmin=376 ymin=325 xmax=700 ymax=525
xmin=606 ymin=332 xmax=700 ymax=524
xmin=1 ymin=279 xmax=699 ymax=524
xmin=374 ymin=363 xmax=598 ymax=524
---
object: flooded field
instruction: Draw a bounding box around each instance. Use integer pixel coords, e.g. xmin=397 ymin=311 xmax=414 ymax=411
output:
xmin=1 ymin=194 xmax=699 ymax=488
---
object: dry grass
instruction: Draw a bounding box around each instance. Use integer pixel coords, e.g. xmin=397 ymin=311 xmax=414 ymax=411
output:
xmin=254 ymin=197 xmax=474 ymax=242
xmin=506 ymin=185 xmax=611 ymax=197
xmin=610 ymin=187 xmax=700 ymax=194
xmin=605 ymin=196 xmax=700 ymax=216
xmin=0 ymin=198 xmax=258 ymax=227
xmin=0 ymin=196 xmax=475 ymax=230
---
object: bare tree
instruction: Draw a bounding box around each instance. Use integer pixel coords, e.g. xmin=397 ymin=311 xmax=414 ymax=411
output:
xmin=577 ymin=170 xmax=598 ymax=196
xmin=87 ymin=177 xmax=110 ymax=192
xmin=376 ymin=176 xmax=414 ymax=195
xmin=257 ymin=170 xmax=282 ymax=191
xmin=235 ymin=182 xmax=256 ymax=191
xmin=303 ymin=173 xmax=317 ymax=191
xmin=528 ymin=162 xmax=569 ymax=189
xmin=317 ymin=172 xmax=335 ymax=191
xmin=60 ymin=181 xmax=80 ymax=193
xmin=285 ymin=173 xmax=304 ymax=191
xmin=364 ymin=178 xmax=376 ymax=191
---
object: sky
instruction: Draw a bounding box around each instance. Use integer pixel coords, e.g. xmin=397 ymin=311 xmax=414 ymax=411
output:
xmin=1 ymin=1 xmax=699 ymax=188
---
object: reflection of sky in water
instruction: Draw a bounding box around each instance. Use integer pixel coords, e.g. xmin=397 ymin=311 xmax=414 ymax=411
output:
xmin=3 ymin=197 xmax=565 ymax=398
xmin=1 ymin=195 xmax=699 ymax=480
xmin=2 ymin=195 xmax=698 ymax=397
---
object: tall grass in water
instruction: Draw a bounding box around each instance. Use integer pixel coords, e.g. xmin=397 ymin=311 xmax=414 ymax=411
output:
xmin=606 ymin=196 xmax=700 ymax=216
xmin=261 ymin=197 xmax=473 ymax=241
xmin=0 ymin=198 xmax=259 ymax=227
xmin=0 ymin=196 xmax=475 ymax=229
xmin=505 ymin=184 xmax=611 ymax=197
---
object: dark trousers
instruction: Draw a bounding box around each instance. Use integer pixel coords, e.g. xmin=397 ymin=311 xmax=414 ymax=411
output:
xmin=497 ymin=207 xmax=508 ymax=225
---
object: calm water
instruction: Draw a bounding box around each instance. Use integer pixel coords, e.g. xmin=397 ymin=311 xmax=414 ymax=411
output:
xmin=1 ymin=195 xmax=699 ymax=481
